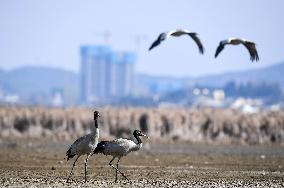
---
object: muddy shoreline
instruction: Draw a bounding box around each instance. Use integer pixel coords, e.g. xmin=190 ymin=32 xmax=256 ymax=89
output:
xmin=0 ymin=142 xmax=283 ymax=187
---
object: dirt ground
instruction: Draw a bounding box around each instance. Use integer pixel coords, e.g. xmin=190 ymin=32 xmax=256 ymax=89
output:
xmin=0 ymin=141 xmax=283 ymax=187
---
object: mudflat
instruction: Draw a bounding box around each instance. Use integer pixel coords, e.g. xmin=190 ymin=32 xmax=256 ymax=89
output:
xmin=0 ymin=142 xmax=283 ymax=187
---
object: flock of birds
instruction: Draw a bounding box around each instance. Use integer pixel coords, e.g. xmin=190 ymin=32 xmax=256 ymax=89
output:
xmin=66 ymin=111 xmax=148 ymax=183
xmin=148 ymin=29 xmax=259 ymax=62
xmin=65 ymin=29 xmax=260 ymax=183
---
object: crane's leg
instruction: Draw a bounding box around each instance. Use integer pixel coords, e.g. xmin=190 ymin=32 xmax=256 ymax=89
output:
xmin=109 ymin=156 xmax=117 ymax=181
xmin=115 ymin=157 xmax=121 ymax=182
xmin=67 ymin=155 xmax=80 ymax=183
xmin=109 ymin=156 xmax=130 ymax=183
xmin=115 ymin=157 xmax=119 ymax=182
xmin=84 ymin=154 xmax=91 ymax=183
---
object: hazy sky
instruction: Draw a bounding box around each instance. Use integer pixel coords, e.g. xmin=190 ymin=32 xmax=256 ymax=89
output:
xmin=0 ymin=0 xmax=284 ymax=77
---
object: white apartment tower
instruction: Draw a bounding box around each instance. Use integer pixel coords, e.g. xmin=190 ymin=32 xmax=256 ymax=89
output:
xmin=80 ymin=45 xmax=136 ymax=103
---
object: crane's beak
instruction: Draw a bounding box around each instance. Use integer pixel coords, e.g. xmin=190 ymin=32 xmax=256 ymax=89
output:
xmin=141 ymin=133 xmax=149 ymax=139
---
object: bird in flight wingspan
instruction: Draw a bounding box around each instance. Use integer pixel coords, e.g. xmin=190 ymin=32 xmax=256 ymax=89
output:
xmin=149 ymin=29 xmax=204 ymax=54
xmin=215 ymin=38 xmax=259 ymax=62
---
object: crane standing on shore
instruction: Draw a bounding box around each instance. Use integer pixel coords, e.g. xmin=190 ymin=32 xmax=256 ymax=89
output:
xmin=93 ymin=130 xmax=149 ymax=182
xmin=66 ymin=111 xmax=100 ymax=183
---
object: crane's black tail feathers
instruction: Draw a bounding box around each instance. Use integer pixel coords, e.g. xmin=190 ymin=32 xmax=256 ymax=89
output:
xmin=93 ymin=141 xmax=108 ymax=155
xmin=66 ymin=148 xmax=75 ymax=161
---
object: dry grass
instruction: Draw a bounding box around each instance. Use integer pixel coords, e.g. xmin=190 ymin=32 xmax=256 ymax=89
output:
xmin=0 ymin=106 xmax=284 ymax=144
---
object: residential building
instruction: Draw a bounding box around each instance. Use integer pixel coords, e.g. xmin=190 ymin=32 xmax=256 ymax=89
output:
xmin=80 ymin=45 xmax=136 ymax=103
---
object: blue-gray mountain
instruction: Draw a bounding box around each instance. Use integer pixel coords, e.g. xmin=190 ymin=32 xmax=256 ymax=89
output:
xmin=137 ymin=62 xmax=284 ymax=90
xmin=0 ymin=62 xmax=283 ymax=99
xmin=0 ymin=66 xmax=79 ymax=98
xmin=194 ymin=62 xmax=284 ymax=88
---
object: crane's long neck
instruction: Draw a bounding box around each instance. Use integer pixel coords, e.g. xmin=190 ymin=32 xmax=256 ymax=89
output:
xmin=134 ymin=134 xmax=142 ymax=144
xmin=94 ymin=118 xmax=99 ymax=129
xmin=133 ymin=134 xmax=142 ymax=151
xmin=92 ymin=118 xmax=99 ymax=140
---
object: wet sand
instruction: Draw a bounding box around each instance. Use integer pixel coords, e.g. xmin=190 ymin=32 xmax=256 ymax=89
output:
xmin=0 ymin=142 xmax=283 ymax=187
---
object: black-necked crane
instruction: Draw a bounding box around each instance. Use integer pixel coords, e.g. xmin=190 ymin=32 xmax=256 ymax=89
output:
xmin=148 ymin=29 xmax=204 ymax=54
xmin=92 ymin=130 xmax=148 ymax=183
xmin=66 ymin=111 xmax=100 ymax=183
xmin=215 ymin=38 xmax=259 ymax=62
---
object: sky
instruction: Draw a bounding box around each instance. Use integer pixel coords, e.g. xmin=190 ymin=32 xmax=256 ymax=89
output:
xmin=0 ymin=0 xmax=284 ymax=77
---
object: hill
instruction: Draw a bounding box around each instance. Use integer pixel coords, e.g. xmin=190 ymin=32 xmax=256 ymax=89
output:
xmin=194 ymin=62 xmax=284 ymax=88
xmin=136 ymin=62 xmax=284 ymax=92
xmin=0 ymin=62 xmax=284 ymax=100
xmin=0 ymin=66 xmax=79 ymax=97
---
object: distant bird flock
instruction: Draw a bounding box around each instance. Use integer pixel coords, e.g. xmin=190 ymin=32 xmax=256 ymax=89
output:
xmin=65 ymin=29 xmax=260 ymax=183
xmin=149 ymin=29 xmax=259 ymax=62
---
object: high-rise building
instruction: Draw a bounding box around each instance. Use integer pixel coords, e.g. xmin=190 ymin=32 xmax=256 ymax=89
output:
xmin=110 ymin=52 xmax=135 ymax=97
xmin=80 ymin=45 xmax=136 ymax=103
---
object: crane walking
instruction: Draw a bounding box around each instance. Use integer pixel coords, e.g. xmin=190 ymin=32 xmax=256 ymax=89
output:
xmin=93 ymin=130 xmax=149 ymax=182
xmin=66 ymin=111 xmax=100 ymax=183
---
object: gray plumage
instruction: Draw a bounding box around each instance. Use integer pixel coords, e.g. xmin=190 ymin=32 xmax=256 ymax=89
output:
xmin=66 ymin=111 xmax=100 ymax=183
xmin=93 ymin=130 xmax=148 ymax=182
xmin=215 ymin=37 xmax=259 ymax=62
xmin=149 ymin=29 xmax=204 ymax=54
